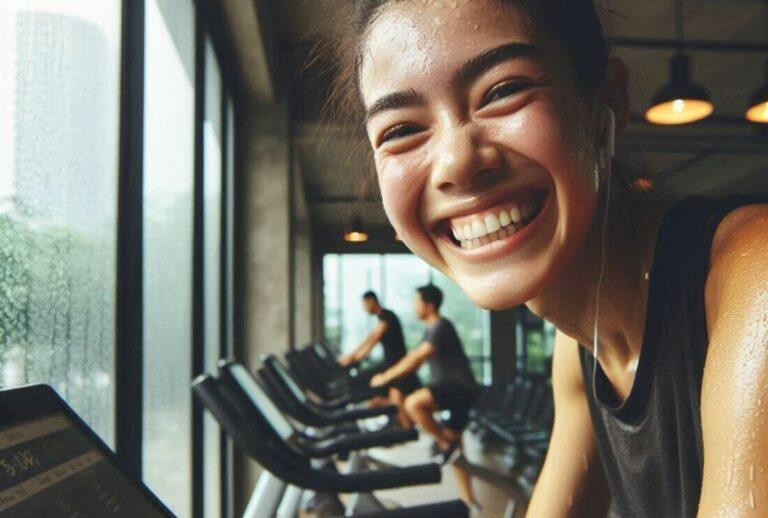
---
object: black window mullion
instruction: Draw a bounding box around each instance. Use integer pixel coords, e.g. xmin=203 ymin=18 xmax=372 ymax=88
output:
xmin=191 ymin=10 xmax=206 ymax=518
xmin=115 ymin=0 xmax=145 ymax=481
xmin=220 ymin=81 xmax=234 ymax=518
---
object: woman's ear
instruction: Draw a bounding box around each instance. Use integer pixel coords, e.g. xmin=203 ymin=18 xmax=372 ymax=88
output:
xmin=602 ymin=57 xmax=630 ymax=138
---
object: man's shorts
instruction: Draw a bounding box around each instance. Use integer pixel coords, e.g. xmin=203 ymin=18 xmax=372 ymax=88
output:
xmin=428 ymin=382 xmax=480 ymax=431
xmin=391 ymin=373 xmax=422 ymax=396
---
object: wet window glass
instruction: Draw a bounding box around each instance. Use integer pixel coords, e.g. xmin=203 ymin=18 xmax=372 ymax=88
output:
xmin=142 ymin=0 xmax=195 ymax=514
xmin=0 ymin=0 xmax=122 ymax=446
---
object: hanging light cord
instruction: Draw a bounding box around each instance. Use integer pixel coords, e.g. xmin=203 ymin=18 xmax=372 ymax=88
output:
xmin=675 ymin=0 xmax=684 ymax=48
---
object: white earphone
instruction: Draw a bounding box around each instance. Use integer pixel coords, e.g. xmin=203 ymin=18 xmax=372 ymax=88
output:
xmin=593 ymin=106 xmax=616 ymax=365
xmin=603 ymin=106 xmax=616 ymax=166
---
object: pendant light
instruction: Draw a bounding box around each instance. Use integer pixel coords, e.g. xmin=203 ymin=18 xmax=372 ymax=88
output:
xmin=344 ymin=218 xmax=368 ymax=242
xmin=645 ymin=0 xmax=713 ymax=125
xmin=746 ymin=61 xmax=768 ymax=124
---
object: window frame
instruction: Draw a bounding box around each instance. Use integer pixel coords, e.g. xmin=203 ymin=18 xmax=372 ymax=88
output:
xmin=114 ymin=0 xmax=240 ymax=516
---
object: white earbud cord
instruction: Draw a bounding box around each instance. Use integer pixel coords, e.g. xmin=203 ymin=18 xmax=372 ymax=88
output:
xmin=592 ymin=142 xmax=613 ymax=383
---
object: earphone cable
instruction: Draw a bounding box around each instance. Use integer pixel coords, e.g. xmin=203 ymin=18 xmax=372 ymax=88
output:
xmin=593 ymin=145 xmax=613 ymax=384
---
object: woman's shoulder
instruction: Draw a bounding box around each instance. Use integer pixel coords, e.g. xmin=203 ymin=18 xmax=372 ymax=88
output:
xmin=705 ymin=199 xmax=768 ymax=335
xmin=710 ymin=202 xmax=768 ymax=263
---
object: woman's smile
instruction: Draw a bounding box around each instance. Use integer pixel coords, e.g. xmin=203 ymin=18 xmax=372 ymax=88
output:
xmin=433 ymin=187 xmax=550 ymax=256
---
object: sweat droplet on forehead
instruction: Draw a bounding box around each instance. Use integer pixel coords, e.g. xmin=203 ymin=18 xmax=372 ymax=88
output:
xmin=359 ymin=1 xmax=533 ymax=105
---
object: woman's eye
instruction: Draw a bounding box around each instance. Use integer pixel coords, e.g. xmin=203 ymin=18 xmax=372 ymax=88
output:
xmin=380 ymin=123 xmax=421 ymax=144
xmin=482 ymin=80 xmax=532 ymax=107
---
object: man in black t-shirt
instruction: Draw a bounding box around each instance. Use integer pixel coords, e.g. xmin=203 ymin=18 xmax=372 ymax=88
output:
xmin=370 ymin=285 xmax=479 ymax=506
xmin=338 ymin=291 xmax=421 ymax=426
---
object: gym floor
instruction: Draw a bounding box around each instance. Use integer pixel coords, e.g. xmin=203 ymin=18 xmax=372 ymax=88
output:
xmin=340 ymin=430 xmax=524 ymax=517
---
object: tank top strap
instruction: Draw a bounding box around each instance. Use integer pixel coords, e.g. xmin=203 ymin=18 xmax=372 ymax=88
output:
xmin=579 ymin=194 xmax=768 ymax=421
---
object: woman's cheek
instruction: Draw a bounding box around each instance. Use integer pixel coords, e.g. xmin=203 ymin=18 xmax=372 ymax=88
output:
xmin=376 ymin=153 xmax=443 ymax=265
xmin=489 ymin=102 xmax=579 ymax=179
xmin=491 ymin=102 xmax=596 ymax=222
xmin=376 ymin=154 xmax=423 ymax=233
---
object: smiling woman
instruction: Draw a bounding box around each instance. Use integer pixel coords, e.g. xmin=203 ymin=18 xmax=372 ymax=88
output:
xmin=321 ymin=0 xmax=655 ymax=311
xmin=313 ymin=1 xmax=768 ymax=517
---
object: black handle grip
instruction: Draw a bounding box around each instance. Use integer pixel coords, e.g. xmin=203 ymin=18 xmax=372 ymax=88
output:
xmin=312 ymin=427 xmax=418 ymax=456
xmin=350 ymin=385 xmax=389 ymax=401
xmin=351 ymin=499 xmax=469 ymax=517
xmin=317 ymin=385 xmax=390 ymax=410
xmin=330 ymin=404 xmax=398 ymax=423
xmin=331 ymin=463 xmax=441 ymax=492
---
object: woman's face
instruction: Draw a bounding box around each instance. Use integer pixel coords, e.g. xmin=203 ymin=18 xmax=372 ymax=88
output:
xmin=360 ymin=0 xmax=604 ymax=310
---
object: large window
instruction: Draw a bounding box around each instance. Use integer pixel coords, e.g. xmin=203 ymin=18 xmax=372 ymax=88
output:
xmin=323 ymin=254 xmax=492 ymax=383
xmin=0 ymin=0 xmax=122 ymax=445
xmin=0 ymin=1 xmax=236 ymax=515
xmin=142 ymin=0 xmax=195 ymax=514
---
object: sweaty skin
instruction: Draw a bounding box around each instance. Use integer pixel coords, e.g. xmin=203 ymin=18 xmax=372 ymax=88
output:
xmin=358 ymin=1 xmax=768 ymax=516
xmin=699 ymin=206 xmax=768 ymax=517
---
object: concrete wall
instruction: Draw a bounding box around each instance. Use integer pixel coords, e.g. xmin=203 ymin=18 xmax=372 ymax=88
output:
xmin=292 ymin=158 xmax=313 ymax=346
xmin=236 ymin=101 xmax=291 ymax=512
xmin=235 ymin=100 xmax=315 ymax=512
xmin=241 ymin=102 xmax=292 ymax=366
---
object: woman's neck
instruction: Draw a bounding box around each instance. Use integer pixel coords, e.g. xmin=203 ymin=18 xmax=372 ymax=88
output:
xmin=527 ymin=195 xmax=666 ymax=379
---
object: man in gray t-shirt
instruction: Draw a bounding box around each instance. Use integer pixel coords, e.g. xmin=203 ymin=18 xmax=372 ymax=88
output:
xmin=422 ymin=317 xmax=477 ymax=390
xmin=370 ymin=284 xmax=479 ymax=506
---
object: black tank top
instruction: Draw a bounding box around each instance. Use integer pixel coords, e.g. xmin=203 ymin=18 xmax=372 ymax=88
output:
xmin=578 ymin=195 xmax=764 ymax=518
xmin=378 ymin=309 xmax=407 ymax=367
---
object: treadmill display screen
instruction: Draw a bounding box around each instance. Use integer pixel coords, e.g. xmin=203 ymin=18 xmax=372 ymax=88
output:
xmin=0 ymin=409 xmax=170 ymax=517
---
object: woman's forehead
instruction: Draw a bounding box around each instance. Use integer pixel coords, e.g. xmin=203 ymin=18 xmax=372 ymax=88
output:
xmin=359 ymin=1 xmax=535 ymax=104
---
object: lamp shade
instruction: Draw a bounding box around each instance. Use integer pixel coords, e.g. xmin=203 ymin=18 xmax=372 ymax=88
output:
xmin=344 ymin=218 xmax=368 ymax=242
xmin=746 ymin=81 xmax=768 ymax=124
xmin=645 ymin=53 xmax=713 ymax=125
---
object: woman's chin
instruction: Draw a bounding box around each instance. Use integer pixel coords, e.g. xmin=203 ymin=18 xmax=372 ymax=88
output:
xmin=453 ymin=271 xmax=545 ymax=311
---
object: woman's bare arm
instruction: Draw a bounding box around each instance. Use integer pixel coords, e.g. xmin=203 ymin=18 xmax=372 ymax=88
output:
xmin=526 ymin=331 xmax=611 ymax=517
xmin=698 ymin=205 xmax=768 ymax=517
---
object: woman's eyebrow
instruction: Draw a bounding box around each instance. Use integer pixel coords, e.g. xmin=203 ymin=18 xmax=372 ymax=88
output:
xmin=364 ymin=42 xmax=539 ymax=124
xmin=364 ymin=88 xmax=424 ymax=124
xmin=454 ymin=42 xmax=542 ymax=89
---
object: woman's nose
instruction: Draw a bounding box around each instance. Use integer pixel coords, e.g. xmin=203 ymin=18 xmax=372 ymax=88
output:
xmin=430 ymin=125 xmax=504 ymax=194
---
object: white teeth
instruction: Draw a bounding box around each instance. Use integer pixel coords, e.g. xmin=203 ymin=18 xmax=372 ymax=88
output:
xmin=471 ymin=220 xmax=486 ymax=239
xmin=463 ymin=224 xmax=472 ymax=240
xmin=450 ymin=197 xmax=542 ymax=249
xmin=499 ymin=210 xmax=511 ymax=227
xmin=484 ymin=214 xmax=501 ymax=233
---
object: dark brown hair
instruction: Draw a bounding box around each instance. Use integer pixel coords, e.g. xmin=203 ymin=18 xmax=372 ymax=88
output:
xmin=315 ymin=0 xmax=608 ymax=125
